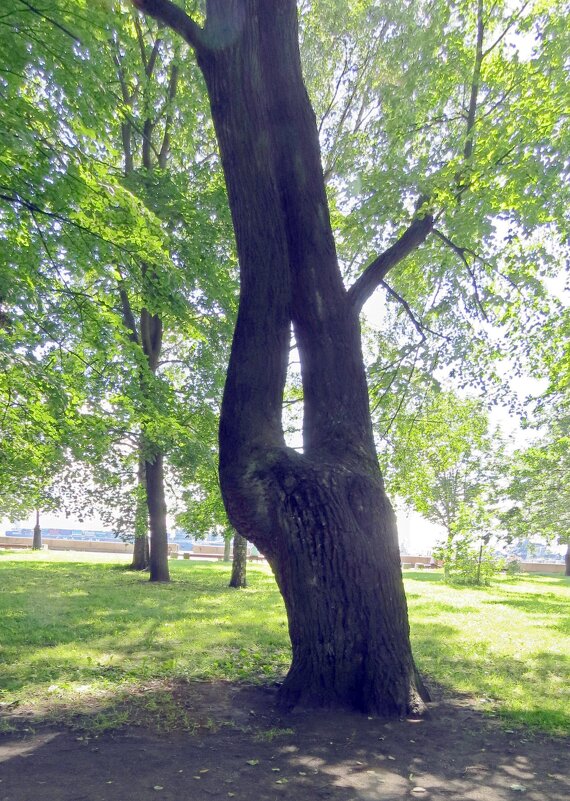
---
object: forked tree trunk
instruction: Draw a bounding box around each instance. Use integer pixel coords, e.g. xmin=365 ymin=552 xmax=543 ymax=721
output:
xmin=229 ymin=532 xmax=247 ymax=588
xmin=114 ymin=37 xmax=175 ymax=583
xmin=32 ymin=508 xmax=41 ymax=550
xmin=132 ymin=0 xmax=431 ymax=715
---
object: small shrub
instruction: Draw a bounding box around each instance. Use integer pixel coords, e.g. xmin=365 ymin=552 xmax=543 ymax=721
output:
xmin=506 ymin=559 xmax=522 ymax=577
xmin=436 ymin=539 xmax=504 ymax=586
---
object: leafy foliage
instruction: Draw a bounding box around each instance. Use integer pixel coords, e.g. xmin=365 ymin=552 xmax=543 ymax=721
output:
xmin=379 ymin=391 xmax=502 ymax=537
xmin=0 ymin=1 xmax=236 ymax=532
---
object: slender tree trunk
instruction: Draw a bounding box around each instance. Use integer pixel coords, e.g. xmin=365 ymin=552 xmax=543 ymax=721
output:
xmin=133 ymin=0 xmax=430 ymax=715
xmin=32 ymin=508 xmax=41 ymax=550
xmin=443 ymin=529 xmax=454 ymax=582
xmin=146 ymin=451 xmax=170 ymax=582
xmin=141 ymin=306 xmax=169 ymax=583
xmin=114 ymin=37 xmax=177 ymax=583
xmin=229 ymin=532 xmax=247 ymax=588
xmin=565 ymin=542 xmax=569 ymax=577
xmin=131 ymin=452 xmax=150 ymax=570
xmin=223 ymin=534 xmax=231 ymax=562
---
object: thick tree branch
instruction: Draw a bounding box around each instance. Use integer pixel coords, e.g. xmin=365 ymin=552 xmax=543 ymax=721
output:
xmin=145 ymin=35 xmax=162 ymax=79
xmin=131 ymin=0 xmax=206 ymax=52
xmin=119 ymin=285 xmax=140 ymax=345
xmin=348 ymin=212 xmax=434 ymax=313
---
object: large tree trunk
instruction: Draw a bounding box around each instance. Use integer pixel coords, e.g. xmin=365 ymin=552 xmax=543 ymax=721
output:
xmin=199 ymin=1 xmax=426 ymax=716
xmin=229 ymin=532 xmax=247 ymax=588
xmin=133 ymin=0 xmax=430 ymax=715
xmin=32 ymin=508 xmax=41 ymax=550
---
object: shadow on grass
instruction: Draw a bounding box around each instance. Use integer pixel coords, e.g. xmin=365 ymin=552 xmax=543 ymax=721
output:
xmin=1 ymin=559 xmax=568 ymax=736
xmin=484 ymin=593 xmax=570 ymax=635
xmin=0 ymin=561 xmax=289 ymax=697
xmin=411 ymin=618 xmax=570 ymax=733
xmin=402 ymin=569 xmax=442 ymax=582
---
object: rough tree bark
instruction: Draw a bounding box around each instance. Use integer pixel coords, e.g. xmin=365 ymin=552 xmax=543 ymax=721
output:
xmin=32 ymin=508 xmax=41 ymax=550
xmin=229 ymin=532 xmax=247 ymax=588
xmin=131 ymin=0 xmax=433 ymax=714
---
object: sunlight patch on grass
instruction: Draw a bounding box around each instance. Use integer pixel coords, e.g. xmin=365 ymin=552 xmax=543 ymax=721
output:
xmin=403 ymin=570 xmax=569 ymax=733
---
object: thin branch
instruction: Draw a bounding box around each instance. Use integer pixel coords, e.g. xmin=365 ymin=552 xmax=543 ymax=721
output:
xmin=318 ymin=48 xmax=351 ymax=136
xmin=17 ymin=0 xmax=80 ymax=42
xmin=482 ymin=0 xmax=531 ymax=58
xmin=433 ymin=229 xmax=488 ymax=321
xmin=348 ymin=210 xmax=434 ymax=313
xmin=380 ymin=280 xmax=426 ymax=342
xmin=380 ymin=280 xmax=450 ymax=342
xmin=133 ymin=14 xmax=149 ymax=70
xmin=463 ymin=0 xmax=485 ymax=164
xmin=158 ymin=62 xmax=179 ymax=169
xmin=0 ymin=190 xmax=144 ymax=256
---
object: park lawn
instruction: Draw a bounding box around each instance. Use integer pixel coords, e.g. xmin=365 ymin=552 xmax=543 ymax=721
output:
xmin=0 ymin=553 xmax=568 ymax=735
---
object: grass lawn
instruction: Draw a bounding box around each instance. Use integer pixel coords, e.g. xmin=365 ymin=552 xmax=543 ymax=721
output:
xmin=0 ymin=551 xmax=568 ymax=735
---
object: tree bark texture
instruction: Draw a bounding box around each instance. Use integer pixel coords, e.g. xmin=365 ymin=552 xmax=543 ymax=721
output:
xmin=134 ymin=0 xmax=429 ymax=715
xmin=229 ymin=532 xmax=247 ymax=588
xmin=32 ymin=508 xmax=41 ymax=550
xmin=140 ymin=305 xmax=169 ymax=582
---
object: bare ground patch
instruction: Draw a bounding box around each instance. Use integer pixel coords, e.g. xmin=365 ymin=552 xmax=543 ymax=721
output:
xmin=0 ymin=681 xmax=568 ymax=801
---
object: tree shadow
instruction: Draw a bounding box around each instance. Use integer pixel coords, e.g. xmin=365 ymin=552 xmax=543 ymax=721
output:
xmin=0 ymin=681 xmax=568 ymax=801
xmin=483 ymin=592 xmax=570 ymax=634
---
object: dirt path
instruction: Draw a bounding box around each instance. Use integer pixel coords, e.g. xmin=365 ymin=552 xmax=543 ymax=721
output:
xmin=0 ymin=683 xmax=567 ymax=801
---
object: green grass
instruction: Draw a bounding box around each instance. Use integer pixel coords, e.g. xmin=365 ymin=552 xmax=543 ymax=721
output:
xmin=405 ymin=570 xmax=569 ymax=734
xmin=0 ymin=553 xmax=568 ymax=735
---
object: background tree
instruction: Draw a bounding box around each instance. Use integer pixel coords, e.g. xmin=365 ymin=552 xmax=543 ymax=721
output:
xmin=503 ymin=424 xmax=570 ymax=575
xmin=379 ymin=392 xmax=503 ymax=580
xmin=1 ymin=0 xmax=235 ymax=578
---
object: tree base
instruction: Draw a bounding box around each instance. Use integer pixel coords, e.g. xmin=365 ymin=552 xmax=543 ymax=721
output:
xmin=276 ymin=664 xmax=430 ymax=718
